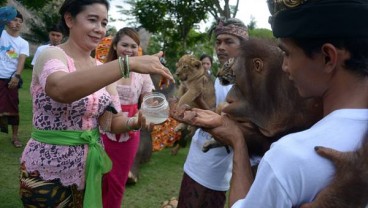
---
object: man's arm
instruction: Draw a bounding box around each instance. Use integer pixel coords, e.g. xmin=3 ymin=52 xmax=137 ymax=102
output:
xmin=228 ymin=134 xmax=254 ymax=206
xmin=8 ymin=54 xmax=27 ymax=89
xmin=193 ymin=113 xmax=255 ymax=206
xmin=15 ymin=54 xmax=27 ymax=75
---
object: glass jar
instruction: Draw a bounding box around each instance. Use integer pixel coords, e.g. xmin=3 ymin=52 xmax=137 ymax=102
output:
xmin=141 ymin=92 xmax=169 ymax=124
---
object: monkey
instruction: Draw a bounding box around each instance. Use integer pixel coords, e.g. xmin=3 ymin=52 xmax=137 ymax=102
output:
xmin=204 ymin=38 xmax=323 ymax=156
xmin=173 ymin=38 xmax=368 ymax=206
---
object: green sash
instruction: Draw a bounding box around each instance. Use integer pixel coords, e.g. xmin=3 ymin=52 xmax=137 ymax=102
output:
xmin=31 ymin=128 xmax=112 ymax=208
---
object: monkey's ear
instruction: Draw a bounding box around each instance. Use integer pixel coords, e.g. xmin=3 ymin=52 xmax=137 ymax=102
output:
xmin=253 ymin=58 xmax=263 ymax=73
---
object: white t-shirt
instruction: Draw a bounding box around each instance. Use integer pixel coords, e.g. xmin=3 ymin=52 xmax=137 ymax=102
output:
xmin=31 ymin=44 xmax=50 ymax=66
xmin=0 ymin=30 xmax=29 ymax=78
xmin=233 ymin=109 xmax=368 ymax=208
xmin=184 ymin=77 xmax=234 ymax=191
xmin=215 ymin=78 xmax=232 ymax=106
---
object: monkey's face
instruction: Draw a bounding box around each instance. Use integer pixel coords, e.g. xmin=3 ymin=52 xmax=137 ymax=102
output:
xmin=221 ymin=49 xmax=266 ymax=123
xmin=222 ymin=58 xmax=250 ymax=122
xmin=223 ymin=85 xmax=249 ymax=122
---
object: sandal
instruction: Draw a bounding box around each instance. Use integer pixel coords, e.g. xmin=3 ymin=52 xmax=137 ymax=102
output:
xmin=161 ymin=197 xmax=178 ymax=208
xmin=11 ymin=139 xmax=22 ymax=148
xmin=126 ymin=171 xmax=138 ymax=185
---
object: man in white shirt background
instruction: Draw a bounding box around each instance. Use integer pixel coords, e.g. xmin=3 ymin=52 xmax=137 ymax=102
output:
xmin=0 ymin=10 xmax=29 ymax=147
xmin=31 ymin=23 xmax=63 ymax=66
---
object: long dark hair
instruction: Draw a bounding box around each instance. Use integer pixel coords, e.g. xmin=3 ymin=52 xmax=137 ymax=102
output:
xmin=59 ymin=0 xmax=109 ymax=35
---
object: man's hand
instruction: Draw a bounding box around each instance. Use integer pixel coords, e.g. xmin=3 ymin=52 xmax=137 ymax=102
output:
xmin=8 ymin=76 xmax=19 ymax=89
xmin=171 ymin=103 xmax=244 ymax=148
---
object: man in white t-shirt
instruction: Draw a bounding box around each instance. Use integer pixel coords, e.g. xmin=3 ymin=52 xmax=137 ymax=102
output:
xmin=31 ymin=23 xmax=63 ymax=66
xmin=176 ymin=18 xmax=249 ymax=208
xmin=0 ymin=10 xmax=29 ymax=147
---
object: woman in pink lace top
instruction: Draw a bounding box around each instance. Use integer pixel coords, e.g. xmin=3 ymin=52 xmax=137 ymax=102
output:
xmin=101 ymin=27 xmax=155 ymax=208
xmin=18 ymin=0 xmax=173 ymax=208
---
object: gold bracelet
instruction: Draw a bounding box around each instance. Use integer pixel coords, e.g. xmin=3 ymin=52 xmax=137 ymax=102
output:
xmin=118 ymin=56 xmax=128 ymax=78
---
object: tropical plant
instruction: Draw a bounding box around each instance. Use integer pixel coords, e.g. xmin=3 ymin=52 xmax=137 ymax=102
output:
xmin=0 ymin=0 xmax=7 ymax=6
xmin=16 ymin=0 xmax=49 ymax=10
xmin=249 ymin=28 xmax=274 ymax=39
xmin=130 ymin=0 xmax=234 ymax=72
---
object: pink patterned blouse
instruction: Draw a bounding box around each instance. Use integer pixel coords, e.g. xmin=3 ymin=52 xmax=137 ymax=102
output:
xmin=21 ymin=47 xmax=111 ymax=190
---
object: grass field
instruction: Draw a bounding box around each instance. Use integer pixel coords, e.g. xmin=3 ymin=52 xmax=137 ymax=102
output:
xmin=0 ymin=69 xmax=188 ymax=208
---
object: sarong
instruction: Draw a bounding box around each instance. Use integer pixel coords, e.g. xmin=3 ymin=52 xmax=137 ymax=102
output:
xmin=20 ymin=163 xmax=84 ymax=208
xmin=0 ymin=79 xmax=19 ymax=133
xmin=177 ymin=172 xmax=226 ymax=208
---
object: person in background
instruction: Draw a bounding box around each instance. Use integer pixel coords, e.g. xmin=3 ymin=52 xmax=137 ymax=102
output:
xmin=199 ymin=54 xmax=215 ymax=81
xmin=101 ymin=27 xmax=155 ymax=208
xmin=176 ymin=0 xmax=368 ymax=207
xmin=174 ymin=18 xmax=248 ymax=208
xmin=31 ymin=23 xmax=64 ymax=66
xmin=0 ymin=10 xmax=29 ymax=148
xmin=18 ymin=0 xmax=173 ymax=207
xmin=0 ymin=6 xmax=16 ymax=34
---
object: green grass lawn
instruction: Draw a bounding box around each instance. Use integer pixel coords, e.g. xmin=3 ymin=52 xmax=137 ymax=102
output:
xmin=0 ymin=69 xmax=188 ymax=208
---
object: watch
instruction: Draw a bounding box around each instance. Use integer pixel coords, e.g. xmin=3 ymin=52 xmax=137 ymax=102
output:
xmin=14 ymin=74 xmax=21 ymax=79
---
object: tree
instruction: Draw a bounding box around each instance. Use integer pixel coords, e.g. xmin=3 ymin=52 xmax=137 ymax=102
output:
xmin=207 ymin=0 xmax=239 ymax=19
xmin=0 ymin=0 xmax=7 ymax=6
xmin=115 ymin=0 xmax=242 ymax=72
xmin=7 ymin=0 xmax=64 ymax=45
xmin=130 ymin=0 xmax=213 ymax=71
xmin=22 ymin=15 xmax=60 ymax=45
xmin=147 ymin=28 xmax=215 ymax=71
xmin=249 ymin=28 xmax=274 ymax=39
xmin=247 ymin=16 xmax=256 ymax=30
xmin=16 ymin=0 xmax=49 ymax=10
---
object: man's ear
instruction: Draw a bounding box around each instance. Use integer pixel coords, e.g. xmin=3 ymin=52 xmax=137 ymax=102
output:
xmin=321 ymin=43 xmax=338 ymax=73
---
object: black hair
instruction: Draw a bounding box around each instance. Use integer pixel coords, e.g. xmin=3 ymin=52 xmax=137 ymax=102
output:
xmin=292 ymin=38 xmax=368 ymax=77
xmin=48 ymin=23 xmax=63 ymax=33
xmin=16 ymin=10 xmax=23 ymax=21
xmin=59 ymin=0 xmax=109 ymax=35
xmin=199 ymin=54 xmax=213 ymax=64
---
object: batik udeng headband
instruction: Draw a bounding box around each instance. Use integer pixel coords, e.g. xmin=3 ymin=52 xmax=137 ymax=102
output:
xmin=214 ymin=21 xmax=249 ymax=40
